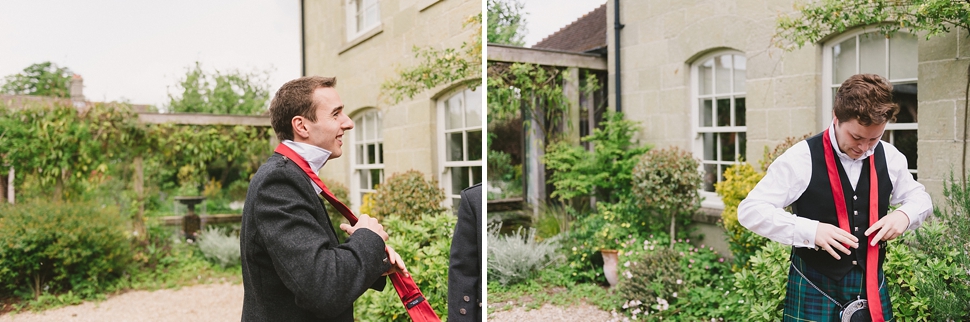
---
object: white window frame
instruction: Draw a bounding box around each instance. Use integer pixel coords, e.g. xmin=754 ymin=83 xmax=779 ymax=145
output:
xmin=345 ymin=0 xmax=381 ymax=41
xmin=822 ymin=29 xmax=919 ymax=176
xmin=349 ymin=109 xmax=383 ymax=214
xmin=436 ymin=86 xmax=483 ymax=209
xmin=690 ymin=51 xmax=747 ymax=209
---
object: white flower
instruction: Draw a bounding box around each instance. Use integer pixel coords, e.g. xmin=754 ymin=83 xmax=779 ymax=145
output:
xmin=672 ymin=292 xmax=678 ymax=298
xmin=624 ymin=271 xmax=633 ymax=279
xmin=624 ymin=261 xmax=631 ymax=267
xmin=676 ymin=279 xmax=682 ymax=285
xmin=738 ymin=299 xmax=744 ymax=304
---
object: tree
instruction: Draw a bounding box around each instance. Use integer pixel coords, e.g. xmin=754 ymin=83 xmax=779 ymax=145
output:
xmin=166 ymin=62 xmax=271 ymax=115
xmin=487 ymin=0 xmax=528 ymax=46
xmin=1 ymin=62 xmax=73 ymax=98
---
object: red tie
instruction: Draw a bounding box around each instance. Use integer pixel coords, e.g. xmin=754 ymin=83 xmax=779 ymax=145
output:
xmin=275 ymin=143 xmax=442 ymax=322
xmin=822 ymin=130 xmax=884 ymax=322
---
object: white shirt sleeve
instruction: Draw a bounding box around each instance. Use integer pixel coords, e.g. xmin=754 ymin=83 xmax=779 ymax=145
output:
xmin=882 ymin=142 xmax=933 ymax=231
xmin=737 ymin=141 xmax=819 ymax=248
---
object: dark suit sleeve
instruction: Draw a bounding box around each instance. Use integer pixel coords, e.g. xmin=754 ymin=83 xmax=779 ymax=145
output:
xmin=448 ymin=184 xmax=482 ymax=321
xmin=253 ymin=163 xmax=391 ymax=318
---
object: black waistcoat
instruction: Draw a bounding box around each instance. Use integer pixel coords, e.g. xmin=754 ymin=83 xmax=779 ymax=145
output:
xmin=791 ymin=132 xmax=892 ymax=281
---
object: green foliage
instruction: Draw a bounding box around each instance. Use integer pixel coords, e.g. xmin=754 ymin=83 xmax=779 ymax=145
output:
xmin=560 ymin=201 xmax=649 ymax=284
xmin=544 ymin=112 xmax=650 ymax=203
xmin=715 ymin=163 xmax=768 ymax=270
xmin=631 ymin=147 xmax=701 ymax=246
xmin=487 ymin=225 xmax=562 ymax=286
xmin=370 ymin=170 xmax=446 ymax=221
xmin=732 ymin=241 xmax=789 ymax=322
xmin=614 ymin=248 xmax=683 ymax=317
xmin=381 ymin=14 xmax=482 ymax=104
xmin=776 ymin=0 xmax=970 ymax=51
xmin=486 ymin=149 xmax=522 ymax=200
xmin=487 ymin=62 xmax=566 ymax=125
xmin=166 ymin=62 xmax=271 ymax=115
xmin=486 ymin=0 xmax=527 ymax=46
xmin=0 ymin=200 xmax=130 ymax=300
xmin=354 ymin=213 xmax=456 ymax=321
xmin=196 ymin=227 xmax=241 ymax=268
xmin=1 ymin=62 xmax=72 ymax=98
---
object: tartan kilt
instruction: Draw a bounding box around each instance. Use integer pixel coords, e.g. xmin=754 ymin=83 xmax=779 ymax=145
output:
xmin=783 ymin=254 xmax=893 ymax=322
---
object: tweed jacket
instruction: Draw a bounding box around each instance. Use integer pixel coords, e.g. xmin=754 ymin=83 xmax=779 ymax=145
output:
xmin=241 ymin=153 xmax=390 ymax=322
xmin=447 ymin=184 xmax=482 ymax=321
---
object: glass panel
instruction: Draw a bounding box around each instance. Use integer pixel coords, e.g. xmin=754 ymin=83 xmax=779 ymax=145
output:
xmin=703 ymin=132 xmax=715 ymax=161
xmin=736 ymin=97 xmax=746 ymax=126
xmin=716 ymin=99 xmax=731 ymax=127
xmin=376 ymin=113 xmax=383 ymax=139
xmin=367 ymin=144 xmax=376 ymax=164
xmin=889 ymin=33 xmax=918 ymax=80
xmin=356 ymin=145 xmax=364 ymax=164
xmin=445 ymin=93 xmax=463 ymax=130
xmin=720 ymin=132 xmax=737 ymax=162
xmin=472 ymin=166 xmax=482 ymax=185
xmin=739 ymin=132 xmax=747 ymax=161
xmin=378 ymin=143 xmax=384 ymax=164
xmin=893 ymin=83 xmax=918 ymax=123
xmin=451 ymin=167 xmax=470 ymax=195
xmin=893 ymin=130 xmax=918 ymax=170
xmin=465 ymin=88 xmax=482 ymax=128
xmin=364 ymin=2 xmax=379 ymax=28
xmin=467 ymin=130 xmax=482 ymax=161
xmin=701 ymin=99 xmax=713 ymax=127
xmin=699 ymin=59 xmax=713 ymax=95
xmin=359 ymin=169 xmax=368 ymax=191
xmin=356 ymin=13 xmax=365 ymax=33
xmin=702 ymin=163 xmax=717 ymax=192
xmin=447 ymin=132 xmax=464 ymax=161
xmin=859 ymin=33 xmax=886 ymax=76
xmin=733 ymin=55 xmax=746 ymax=93
xmin=369 ymin=169 xmax=382 ymax=189
xmin=715 ymin=55 xmax=731 ymax=94
xmin=367 ymin=113 xmax=377 ymax=141
xmin=833 ymin=37 xmax=857 ymax=84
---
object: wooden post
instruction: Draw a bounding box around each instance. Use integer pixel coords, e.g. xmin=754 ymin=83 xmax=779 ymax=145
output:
xmin=7 ymin=166 xmax=14 ymax=204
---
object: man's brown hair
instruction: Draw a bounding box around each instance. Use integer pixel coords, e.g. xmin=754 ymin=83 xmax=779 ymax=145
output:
xmin=833 ymin=74 xmax=898 ymax=126
xmin=269 ymin=76 xmax=337 ymax=141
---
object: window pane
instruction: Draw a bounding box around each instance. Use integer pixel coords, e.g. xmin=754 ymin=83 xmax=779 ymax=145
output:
xmin=378 ymin=143 xmax=384 ymax=164
xmin=859 ymin=33 xmax=886 ymax=76
xmin=715 ymin=55 xmax=731 ymax=94
xmin=367 ymin=144 xmax=376 ymax=164
xmin=451 ymin=167 xmax=470 ymax=195
xmin=893 ymin=83 xmax=918 ymax=123
xmin=703 ymin=132 xmax=715 ymax=161
xmin=889 ymin=32 xmax=918 ymax=80
xmin=472 ymin=166 xmax=482 ymax=185
xmin=736 ymin=97 xmax=746 ymax=126
xmin=834 ymin=37 xmax=857 ymax=84
xmin=376 ymin=113 xmax=383 ymax=139
xmin=699 ymin=59 xmax=713 ymax=95
xmin=446 ymin=93 xmax=463 ymax=130
xmin=356 ymin=145 xmax=364 ymax=165
xmin=892 ymin=130 xmax=918 ymax=170
xmin=369 ymin=169 xmax=382 ymax=190
xmin=720 ymin=132 xmax=736 ymax=162
xmin=702 ymin=163 xmax=717 ymax=192
xmin=359 ymin=169 xmax=368 ymax=191
xmin=448 ymin=132 xmax=464 ymax=161
xmin=739 ymin=132 xmax=747 ymax=161
xmin=716 ymin=98 xmax=731 ymax=127
xmin=465 ymin=88 xmax=482 ymax=128
xmin=733 ymin=55 xmax=746 ymax=93
xmin=701 ymin=99 xmax=713 ymax=127
xmin=366 ymin=113 xmax=376 ymax=141
xmin=467 ymin=130 xmax=482 ymax=161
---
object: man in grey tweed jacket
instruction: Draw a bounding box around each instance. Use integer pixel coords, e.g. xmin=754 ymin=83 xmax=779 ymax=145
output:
xmin=241 ymin=76 xmax=406 ymax=322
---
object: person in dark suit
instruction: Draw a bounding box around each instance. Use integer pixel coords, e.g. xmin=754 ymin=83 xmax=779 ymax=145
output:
xmin=240 ymin=76 xmax=406 ymax=322
xmin=448 ymin=183 xmax=482 ymax=321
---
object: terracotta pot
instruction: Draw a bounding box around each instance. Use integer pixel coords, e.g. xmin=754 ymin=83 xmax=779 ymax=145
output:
xmin=601 ymin=249 xmax=619 ymax=287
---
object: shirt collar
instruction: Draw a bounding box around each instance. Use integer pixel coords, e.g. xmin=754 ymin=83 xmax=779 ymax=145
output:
xmin=827 ymin=122 xmax=876 ymax=161
xmin=281 ymin=140 xmax=332 ymax=172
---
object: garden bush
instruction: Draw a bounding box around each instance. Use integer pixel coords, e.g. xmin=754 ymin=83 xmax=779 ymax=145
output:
xmin=196 ymin=226 xmax=241 ymax=268
xmin=487 ymin=225 xmax=562 ymax=286
xmin=631 ymin=147 xmax=701 ymax=246
xmin=714 ymin=163 xmax=768 ymax=270
xmin=0 ymin=200 xmax=130 ymax=299
xmin=354 ymin=212 xmax=455 ymax=321
xmin=322 ymin=179 xmax=350 ymax=241
xmin=731 ymin=241 xmax=788 ymax=322
xmin=370 ymin=170 xmax=446 ymax=221
xmin=614 ymin=247 xmax=682 ymax=318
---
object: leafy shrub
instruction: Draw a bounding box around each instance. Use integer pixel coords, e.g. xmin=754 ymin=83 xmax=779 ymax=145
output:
xmin=631 ymin=147 xmax=701 ymax=246
xmin=544 ymin=112 xmax=650 ymax=204
xmin=322 ymin=179 xmax=351 ymax=241
xmin=886 ymin=220 xmax=970 ymax=320
xmin=196 ymin=226 xmax=240 ymax=268
xmin=714 ymin=163 xmax=768 ymax=270
xmin=226 ymin=179 xmax=250 ymax=201
xmin=731 ymin=241 xmax=789 ymax=321
xmin=0 ymin=200 xmax=130 ymax=299
xmin=487 ymin=225 xmax=562 ymax=286
xmin=370 ymin=170 xmax=446 ymax=221
xmin=615 ymin=248 xmax=682 ymax=316
xmin=487 ymin=149 xmax=523 ymax=199
xmin=354 ymin=212 xmax=456 ymax=321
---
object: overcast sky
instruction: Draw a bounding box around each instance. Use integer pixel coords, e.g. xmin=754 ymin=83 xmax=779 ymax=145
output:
xmin=0 ymin=0 xmax=301 ymax=108
xmin=521 ymin=0 xmax=606 ymax=47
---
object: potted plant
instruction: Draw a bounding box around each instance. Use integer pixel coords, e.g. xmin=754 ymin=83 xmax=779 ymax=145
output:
xmin=594 ymin=204 xmax=631 ymax=287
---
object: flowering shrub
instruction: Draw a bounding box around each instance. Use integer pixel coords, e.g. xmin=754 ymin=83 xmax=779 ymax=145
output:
xmin=369 ymin=170 xmax=446 ymax=221
xmin=631 ymin=147 xmax=702 ymax=246
xmin=714 ymin=163 xmax=768 ymax=270
xmin=487 ymin=225 xmax=562 ymax=286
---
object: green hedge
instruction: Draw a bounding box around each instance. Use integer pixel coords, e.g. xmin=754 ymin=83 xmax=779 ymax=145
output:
xmin=0 ymin=200 xmax=130 ymax=299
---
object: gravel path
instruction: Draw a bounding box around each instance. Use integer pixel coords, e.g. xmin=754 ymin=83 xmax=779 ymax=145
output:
xmin=0 ymin=283 xmax=243 ymax=322
xmin=488 ymin=303 xmax=612 ymax=322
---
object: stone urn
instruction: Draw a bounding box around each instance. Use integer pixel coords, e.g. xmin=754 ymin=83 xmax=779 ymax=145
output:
xmin=175 ymin=196 xmax=206 ymax=241
xmin=601 ymin=249 xmax=620 ymax=287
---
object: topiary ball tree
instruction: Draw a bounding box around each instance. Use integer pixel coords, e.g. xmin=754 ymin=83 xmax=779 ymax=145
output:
xmin=631 ymin=147 xmax=702 ymax=247
xmin=370 ymin=170 xmax=446 ymax=221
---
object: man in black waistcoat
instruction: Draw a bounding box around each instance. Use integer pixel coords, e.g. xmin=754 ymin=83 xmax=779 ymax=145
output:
xmin=240 ymin=76 xmax=407 ymax=322
xmin=738 ymin=74 xmax=932 ymax=322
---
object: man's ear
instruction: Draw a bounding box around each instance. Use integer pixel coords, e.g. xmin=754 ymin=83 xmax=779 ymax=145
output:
xmin=292 ymin=116 xmax=311 ymax=139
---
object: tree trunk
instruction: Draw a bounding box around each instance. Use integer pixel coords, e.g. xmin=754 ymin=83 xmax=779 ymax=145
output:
xmin=132 ymin=157 xmax=147 ymax=241
xmin=669 ymin=212 xmax=676 ymax=249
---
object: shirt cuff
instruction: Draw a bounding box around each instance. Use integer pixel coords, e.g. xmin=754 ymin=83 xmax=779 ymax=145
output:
xmin=792 ymin=217 xmax=818 ymax=248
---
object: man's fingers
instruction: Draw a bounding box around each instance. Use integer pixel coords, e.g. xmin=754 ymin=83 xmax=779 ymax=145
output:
xmin=870 ymin=228 xmax=887 ymax=246
xmin=831 ymin=240 xmax=852 ymax=256
xmin=864 ymin=221 xmax=882 ymax=236
xmin=823 ymin=244 xmax=841 ymax=260
xmin=339 ymin=223 xmax=353 ymax=233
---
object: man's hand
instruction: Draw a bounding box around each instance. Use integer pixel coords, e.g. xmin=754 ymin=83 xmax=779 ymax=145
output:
xmin=815 ymin=223 xmax=859 ymax=260
xmin=339 ymin=214 xmax=389 ymax=241
xmin=383 ymin=246 xmax=409 ymax=277
xmin=865 ymin=210 xmax=910 ymax=246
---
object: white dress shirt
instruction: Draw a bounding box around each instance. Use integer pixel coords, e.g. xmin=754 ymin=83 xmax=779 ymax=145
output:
xmin=282 ymin=140 xmax=332 ymax=195
xmin=737 ymin=124 xmax=933 ymax=248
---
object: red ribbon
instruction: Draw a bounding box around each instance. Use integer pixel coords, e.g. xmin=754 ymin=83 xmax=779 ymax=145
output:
xmin=822 ymin=129 xmax=884 ymax=322
xmin=275 ymin=143 xmax=442 ymax=322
